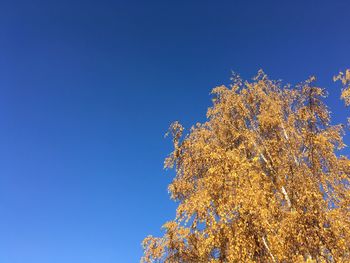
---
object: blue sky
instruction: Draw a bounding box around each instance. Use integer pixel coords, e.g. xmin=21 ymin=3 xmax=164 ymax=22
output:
xmin=0 ymin=0 xmax=350 ymax=262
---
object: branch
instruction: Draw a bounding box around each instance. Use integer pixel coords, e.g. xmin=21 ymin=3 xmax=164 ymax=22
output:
xmin=281 ymin=186 xmax=292 ymax=208
xmin=262 ymin=236 xmax=277 ymax=263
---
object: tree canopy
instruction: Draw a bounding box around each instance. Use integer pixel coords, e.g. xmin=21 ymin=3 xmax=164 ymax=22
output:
xmin=142 ymin=70 xmax=350 ymax=262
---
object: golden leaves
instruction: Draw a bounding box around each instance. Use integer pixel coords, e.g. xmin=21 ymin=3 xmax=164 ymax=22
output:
xmin=142 ymin=70 xmax=350 ymax=262
xmin=335 ymin=69 xmax=350 ymax=106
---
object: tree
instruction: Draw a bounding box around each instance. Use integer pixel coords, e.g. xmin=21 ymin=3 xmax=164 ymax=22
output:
xmin=142 ymin=70 xmax=350 ymax=262
xmin=335 ymin=69 xmax=350 ymax=106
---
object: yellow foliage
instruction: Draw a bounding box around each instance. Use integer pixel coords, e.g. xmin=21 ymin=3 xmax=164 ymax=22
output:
xmin=142 ymin=70 xmax=350 ymax=262
xmin=335 ymin=69 xmax=350 ymax=106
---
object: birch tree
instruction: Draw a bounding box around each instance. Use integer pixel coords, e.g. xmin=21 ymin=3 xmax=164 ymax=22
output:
xmin=142 ymin=71 xmax=350 ymax=262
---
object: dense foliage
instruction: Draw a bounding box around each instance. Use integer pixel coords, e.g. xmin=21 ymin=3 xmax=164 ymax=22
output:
xmin=142 ymin=70 xmax=350 ymax=262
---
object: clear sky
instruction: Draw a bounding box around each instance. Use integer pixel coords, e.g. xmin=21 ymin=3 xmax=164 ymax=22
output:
xmin=0 ymin=0 xmax=350 ymax=262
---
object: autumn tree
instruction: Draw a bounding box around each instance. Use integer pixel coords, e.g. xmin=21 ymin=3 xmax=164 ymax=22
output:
xmin=335 ymin=69 xmax=350 ymax=106
xmin=142 ymin=70 xmax=350 ymax=262
xmin=335 ymin=69 xmax=350 ymax=125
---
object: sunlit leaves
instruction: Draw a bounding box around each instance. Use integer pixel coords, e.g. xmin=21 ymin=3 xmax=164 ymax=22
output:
xmin=335 ymin=69 xmax=350 ymax=106
xmin=142 ymin=71 xmax=350 ymax=262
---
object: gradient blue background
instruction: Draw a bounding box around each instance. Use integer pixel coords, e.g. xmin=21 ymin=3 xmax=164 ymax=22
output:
xmin=0 ymin=0 xmax=350 ymax=262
